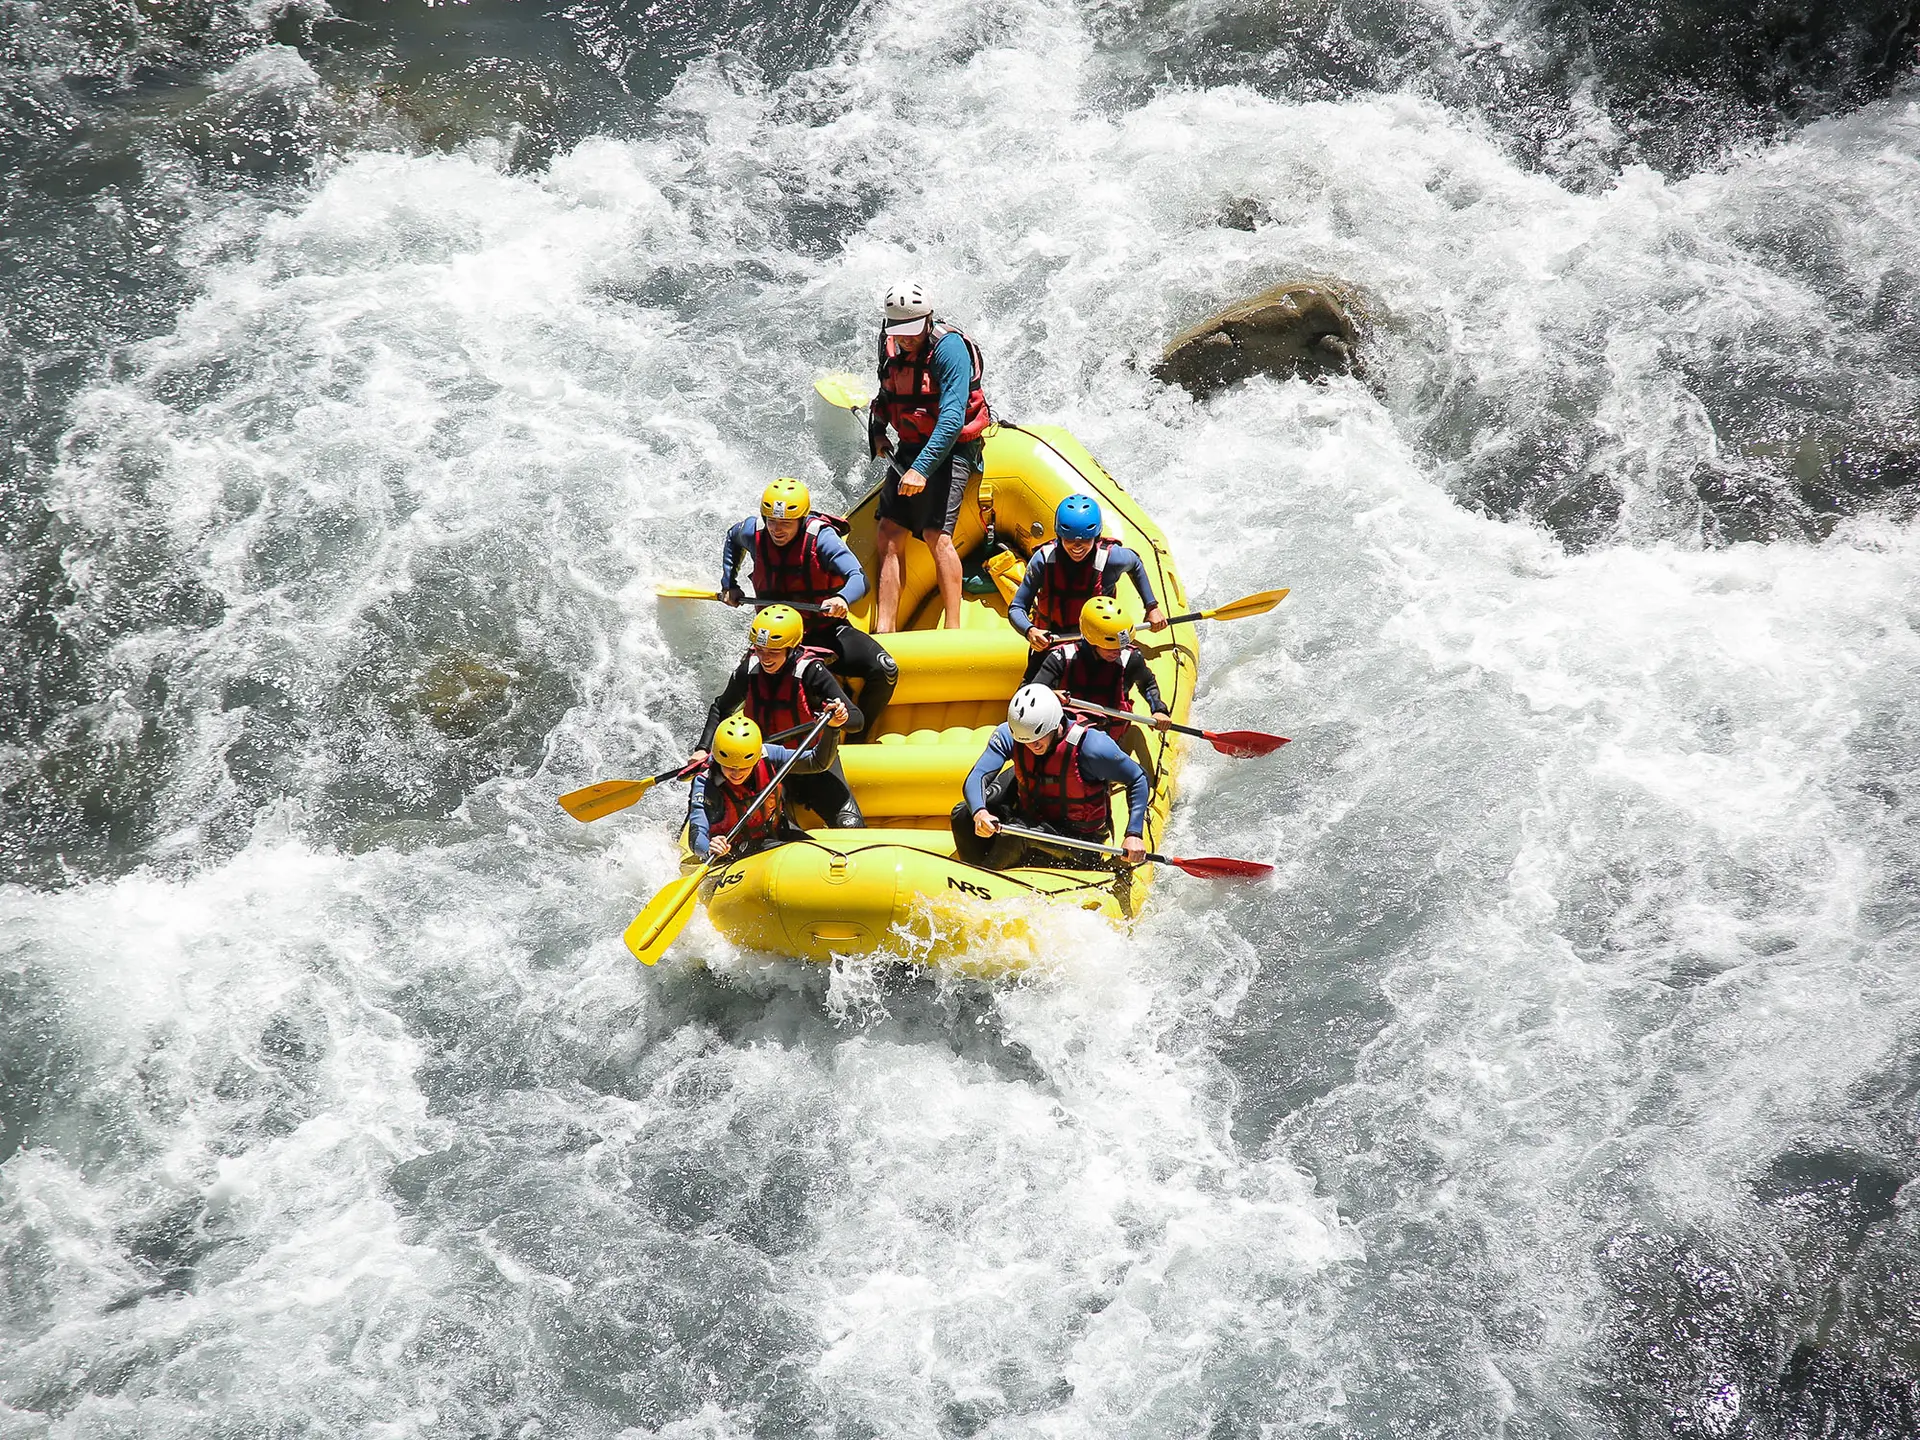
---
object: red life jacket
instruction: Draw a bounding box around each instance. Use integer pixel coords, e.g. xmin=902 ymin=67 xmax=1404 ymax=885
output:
xmin=706 ymin=755 xmax=782 ymax=851
xmin=749 ymin=517 xmax=843 ymax=608
xmin=874 ymin=319 xmax=991 ymax=449
xmin=1013 ymin=724 xmax=1111 ymax=837
xmin=1058 ymin=641 xmax=1135 ymax=738
xmin=1034 ymin=537 xmax=1117 ymax=633
xmin=741 ymin=650 xmax=829 ymax=739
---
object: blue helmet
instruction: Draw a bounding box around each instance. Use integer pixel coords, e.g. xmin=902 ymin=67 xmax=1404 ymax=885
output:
xmin=1055 ymin=495 xmax=1102 ymax=541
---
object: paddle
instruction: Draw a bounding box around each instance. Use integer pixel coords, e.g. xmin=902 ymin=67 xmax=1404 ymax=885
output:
xmin=654 ymin=584 xmax=826 ymax=613
xmin=1161 ymin=587 xmax=1290 ymax=627
xmin=1035 ymin=589 xmax=1289 ymax=647
xmin=623 ymin=711 xmax=836 ymax=966
xmin=560 ymin=715 xmax=828 ymax=826
xmin=1061 ymin=696 xmax=1290 ymax=759
xmin=993 ymin=824 xmax=1273 ymax=880
xmin=813 ymin=374 xmax=912 ymax=480
xmin=813 ymin=372 xmax=874 ymax=411
xmin=558 ymin=761 xmax=703 ymax=823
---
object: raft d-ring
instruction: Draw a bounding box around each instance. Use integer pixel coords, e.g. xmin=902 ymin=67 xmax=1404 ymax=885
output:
xmin=827 ymin=856 xmax=850 ymax=884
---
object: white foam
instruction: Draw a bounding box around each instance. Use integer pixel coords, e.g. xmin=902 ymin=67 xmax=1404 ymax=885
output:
xmin=11 ymin=0 xmax=1920 ymax=1430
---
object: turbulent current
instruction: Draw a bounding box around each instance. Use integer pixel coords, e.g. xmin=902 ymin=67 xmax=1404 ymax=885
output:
xmin=4 ymin=0 xmax=1920 ymax=1434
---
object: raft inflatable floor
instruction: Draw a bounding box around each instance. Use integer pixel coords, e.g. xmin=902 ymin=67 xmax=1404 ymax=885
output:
xmin=687 ymin=422 xmax=1195 ymax=968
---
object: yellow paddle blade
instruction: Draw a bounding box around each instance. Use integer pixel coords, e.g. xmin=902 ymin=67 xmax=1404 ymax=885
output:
xmin=1204 ymin=587 xmax=1290 ymax=622
xmin=655 ymin=584 xmax=722 ymax=601
xmin=558 ymin=778 xmax=655 ymax=823
xmin=813 ymin=372 xmax=873 ymax=410
xmin=624 ymin=869 xmax=707 ymax=966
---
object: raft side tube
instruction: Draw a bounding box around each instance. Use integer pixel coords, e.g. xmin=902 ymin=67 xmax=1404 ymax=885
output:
xmin=878 ymin=629 xmax=1029 ymax=706
xmin=839 ymin=742 xmax=985 ymax=819
xmin=701 ymin=832 xmax=1127 ymax=963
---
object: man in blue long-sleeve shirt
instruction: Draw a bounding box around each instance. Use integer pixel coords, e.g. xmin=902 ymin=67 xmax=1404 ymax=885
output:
xmin=870 ymin=280 xmax=992 ymax=633
xmin=950 ymin=686 xmax=1150 ymax=869
xmin=1009 ymin=494 xmax=1167 ymax=681
xmin=718 ymin=476 xmax=898 ymax=738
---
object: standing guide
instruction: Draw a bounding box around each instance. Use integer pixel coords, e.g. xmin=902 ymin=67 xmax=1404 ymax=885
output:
xmin=869 ymin=280 xmax=992 ymax=633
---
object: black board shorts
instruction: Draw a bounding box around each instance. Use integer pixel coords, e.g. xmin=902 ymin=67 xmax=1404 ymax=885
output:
xmin=877 ymin=438 xmax=982 ymax=536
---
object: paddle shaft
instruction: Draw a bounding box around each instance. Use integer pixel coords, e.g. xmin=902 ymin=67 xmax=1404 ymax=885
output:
xmin=995 ymin=824 xmax=1139 ymax=862
xmin=558 ymin=759 xmax=702 ymax=822
xmin=994 ymin=824 xmax=1271 ymax=879
xmin=660 ymin=588 xmax=828 ymax=614
xmin=1058 ymin=696 xmax=1287 ymax=754
xmin=1163 ymin=587 xmax=1289 ymax=627
xmin=1060 ymin=696 xmax=1192 ymax=737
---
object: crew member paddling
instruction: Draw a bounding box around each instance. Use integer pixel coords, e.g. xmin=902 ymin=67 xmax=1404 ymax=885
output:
xmin=870 ymin=279 xmax=991 ymax=633
xmin=693 ymin=605 xmax=865 ymax=830
xmin=1033 ymin=596 xmax=1171 ymax=742
xmin=950 ymin=685 xmax=1150 ymax=869
xmin=719 ymin=476 xmax=898 ymax=738
xmin=1008 ymin=495 xmax=1166 ymax=680
xmin=689 ymin=715 xmax=838 ymax=861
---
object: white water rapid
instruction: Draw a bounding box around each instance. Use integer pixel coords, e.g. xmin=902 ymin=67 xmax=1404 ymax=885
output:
xmin=4 ymin=0 xmax=1919 ymax=1434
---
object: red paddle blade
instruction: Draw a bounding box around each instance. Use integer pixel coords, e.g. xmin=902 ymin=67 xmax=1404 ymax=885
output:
xmin=1204 ymin=729 xmax=1291 ymax=758
xmin=1166 ymin=855 xmax=1274 ymax=880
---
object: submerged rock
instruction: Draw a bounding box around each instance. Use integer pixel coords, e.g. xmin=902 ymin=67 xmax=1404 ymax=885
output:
xmin=371 ymin=58 xmax=570 ymax=171
xmin=1154 ymin=280 xmax=1365 ymax=397
xmin=1212 ymin=196 xmax=1274 ymax=232
xmin=406 ymin=655 xmax=521 ymax=738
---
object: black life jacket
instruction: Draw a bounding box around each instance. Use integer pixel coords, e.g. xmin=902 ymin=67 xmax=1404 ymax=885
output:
xmin=1013 ymin=724 xmax=1111 ymax=837
xmin=1058 ymin=641 xmax=1135 ymax=738
xmin=749 ymin=516 xmax=843 ymax=608
xmin=1033 ymin=537 xmax=1118 ymax=633
xmin=741 ymin=649 xmax=831 ymax=739
xmin=873 ymin=318 xmax=991 ymax=449
xmin=705 ymin=755 xmax=782 ymax=851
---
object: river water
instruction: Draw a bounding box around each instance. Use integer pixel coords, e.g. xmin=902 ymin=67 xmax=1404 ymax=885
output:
xmin=4 ymin=0 xmax=1919 ymax=1435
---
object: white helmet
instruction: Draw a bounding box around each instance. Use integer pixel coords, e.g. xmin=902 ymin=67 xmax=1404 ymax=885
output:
xmin=883 ymin=279 xmax=933 ymax=324
xmin=1007 ymin=684 xmax=1064 ymax=743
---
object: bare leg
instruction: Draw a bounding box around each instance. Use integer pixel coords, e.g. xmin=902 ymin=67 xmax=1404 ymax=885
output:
xmin=875 ymin=518 xmax=909 ymax=633
xmin=925 ymin=529 xmax=963 ymax=629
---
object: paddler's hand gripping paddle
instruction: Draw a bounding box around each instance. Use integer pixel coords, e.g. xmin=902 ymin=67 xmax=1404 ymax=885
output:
xmin=992 ymin=824 xmax=1272 ymax=880
xmin=622 ymin=710 xmax=836 ymax=966
xmin=1061 ymin=697 xmax=1290 ymax=759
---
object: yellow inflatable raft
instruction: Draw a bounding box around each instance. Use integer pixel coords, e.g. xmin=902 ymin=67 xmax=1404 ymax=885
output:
xmin=671 ymin=422 xmax=1195 ymax=969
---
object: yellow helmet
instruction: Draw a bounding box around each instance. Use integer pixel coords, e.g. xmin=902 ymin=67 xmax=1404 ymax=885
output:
xmin=1079 ymin=595 xmax=1134 ymax=649
xmin=760 ymin=477 xmax=811 ymax=522
xmin=713 ymin=714 xmax=764 ymax=769
xmin=749 ymin=604 xmax=804 ymax=651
